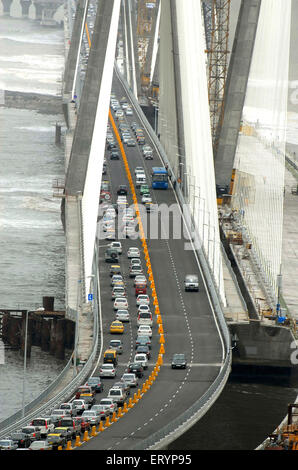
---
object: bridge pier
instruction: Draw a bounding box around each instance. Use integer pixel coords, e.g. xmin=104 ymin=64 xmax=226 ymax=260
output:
xmin=1 ymin=0 xmax=13 ymax=16
xmin=20 ymin=0 xmax=32 ymax=18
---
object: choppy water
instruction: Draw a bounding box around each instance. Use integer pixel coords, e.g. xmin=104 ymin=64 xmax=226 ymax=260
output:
xmin=0 ymin=9 xmax=66 ymax=421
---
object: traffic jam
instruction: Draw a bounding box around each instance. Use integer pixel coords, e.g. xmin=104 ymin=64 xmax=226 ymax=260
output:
xmin=0 ymin=92 xmax=167 ymax=451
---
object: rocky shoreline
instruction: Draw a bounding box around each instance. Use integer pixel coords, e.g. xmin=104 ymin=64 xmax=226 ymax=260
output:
xmin=1 ymin=90 xmax=62 ymax=114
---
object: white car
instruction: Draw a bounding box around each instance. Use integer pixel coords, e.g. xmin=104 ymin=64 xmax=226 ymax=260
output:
xmin=109 ymin=241 xmax=122 ymax=254
xmin=134 ymin=353 xmax=148 ymax=370
xmin=111 ymin=286 xmax=126 ymax=300
xmin=138 ymin=304 xmax=150 ymax=313
xmin=137 ymin=325 xmax=152 ymax=338
xmin=137 ymin=311 xmax=153 ymax=327
xmin=131 ymin=258 xmax=142 ymax=267
xmin=127 ymin=247 xmax=140 ymax=258
xmin=135 ymin=167 xmax=144 ymax=175
xmin=136 ymin=294 xmax=150 ymax=306
xmin=134 ymin=275 xmax=147 ymax=286
xmin=116 ymin=309 xmax=130 ymax=322
xmin=98 ymin=398 xmax=117 ymax=416
xmin=114 ymin=297 xmax=128 ymax=310
xmin=142 ymin=194 xmax=152 ymax=204
xmin=72 ymin=399 xmax=88 ymax=414
xmin=99 ymin=364 xmax=116 ymax=378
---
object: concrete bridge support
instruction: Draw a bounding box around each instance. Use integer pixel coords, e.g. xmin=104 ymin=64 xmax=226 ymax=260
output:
xmin=20 ymin=0 xmax=32 ymax=17
xmin=1 ymin=0 xmax=13 ymax=15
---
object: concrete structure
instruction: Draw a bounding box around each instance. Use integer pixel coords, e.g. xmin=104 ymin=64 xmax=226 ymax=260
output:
xmin=214 ymin=0 xmax=262 ymax=189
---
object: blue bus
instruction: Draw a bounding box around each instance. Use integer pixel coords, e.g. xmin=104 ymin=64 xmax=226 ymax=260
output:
xmin=151 ymin=167 xmax=168 ymax=189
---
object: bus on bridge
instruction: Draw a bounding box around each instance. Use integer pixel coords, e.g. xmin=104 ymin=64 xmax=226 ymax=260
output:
xmin=151 ymin=167 xmax=168 ymax=189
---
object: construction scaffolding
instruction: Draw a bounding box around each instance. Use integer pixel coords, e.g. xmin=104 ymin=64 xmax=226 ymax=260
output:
xmin=205 ymin=0 xmax=231 ymax=153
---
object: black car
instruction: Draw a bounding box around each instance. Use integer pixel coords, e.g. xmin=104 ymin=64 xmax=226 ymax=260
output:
xmin=110 ymin=151 xmax=120 ymax=160
xmin=136 ymin=345 xmax=151 ymax=359
xmin=107 ymin=142 xmax=117 ymax=150
xmin=10 ymin=432 xmax=31 ymax=448
xmin=171 ymin=353 xmax=187 ymax=369
xmin=127 ymin=363 xmax=144 ymax=378
xmin=117 ymin=185 xmax=128 ymax=196
xmin=85 ymin=377 xmax=104 ymax=393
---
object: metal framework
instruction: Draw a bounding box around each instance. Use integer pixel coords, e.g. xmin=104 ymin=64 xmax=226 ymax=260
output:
xmin=205 ymin=0 xmax=231 ymax=153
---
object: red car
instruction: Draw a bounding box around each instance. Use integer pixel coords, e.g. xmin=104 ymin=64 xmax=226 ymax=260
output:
xmin=135 ymin=283 xmax=147 ymax=295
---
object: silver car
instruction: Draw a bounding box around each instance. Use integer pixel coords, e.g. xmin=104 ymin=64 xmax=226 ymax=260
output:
xmin=98 ymin=398 xmax=117 ymax=416
xmin=99 ymin=364 xmax=116 ymax=378
xmin=115 ymin=309 xmax=130 ymax=322
xmin=114 ymin=297 xmax=128 ymax=310
xmin=0 ymin=439 xmax=18 ymax=450
xmin=184 ymin=274 xmax=199 ymax=292
xmin=121 ymin=373 xmax=138 ymax=388
xmin=109 ymin=339 xmax=123 ymax=354
xmin=28 ymin=440 xmax=53 ymax=451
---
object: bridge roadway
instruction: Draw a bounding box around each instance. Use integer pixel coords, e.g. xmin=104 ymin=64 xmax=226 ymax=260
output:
xmin=79 ymin=73 xmax=225 ymax=450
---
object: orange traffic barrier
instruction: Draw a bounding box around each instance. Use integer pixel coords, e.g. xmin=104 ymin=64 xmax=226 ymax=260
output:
xmin=133 ymin=393 xmax=139 ymax=404
xmin=137 ymin=388 xmax=142 ymax=399
xmin=111 ymin=411 xmax=117 ymax=423
xmin=83 ymin=430 xmax=90 ymax=442
xmin=141 ymin=382 xmax=147 ymax=393
xmin=160 ymin=343 xmax=165 ymax=354
xmin=155 ymin=305 xmax=160 ymax=315
xmin=105 ymin=416 xmax=111 ymax=428
xmin=58 ymin=445 xmax=63 ymax=450
xmin=123 ymin=402 xmax=128 ymax=413
xmin=128 ymin=398 xmax=134 ymax=408
xmin=75 ymin=435 xmax=82 ymax=447
xmin=66 ymin=440 xmax=73 ymax=450
xmin=91 ymin=425 xmax=98 ymax=436
xmin=117 ymin=407 xmax=123 ymax=418
xmin=158 ymin=324 xmax=164 ymax=334
xmin=159 ymin=334 xmax=165 ymax=344
xmin=157 ymin=354 xmax=163 ymax=365
xmin=98 ymin=420 xmax=105 ymax=432
xmin=157 ymin=315 xmax=162 ymax=324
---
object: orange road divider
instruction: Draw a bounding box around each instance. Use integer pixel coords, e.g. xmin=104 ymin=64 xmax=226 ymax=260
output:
xmin=117 ymin=407 xmax=123 ymax=418
xmin=133 ymin=393 xmax=139 ymax=404
xmin=83 ymin=430 xmax=90 ymax=442
xmin=123 ymin=402 xmax=129 ymax=413
xmin=98 ymin=421 xmax=105 ymax=432
xmin=58 ymin=445 xmax=63 ymax=450
xmin=160 ymin=334 xmax=165 ymax=344
xmin=160 ymin=343 xmax=165 ymax=354
xmin=137 ymin=388 xmax=142 ymax=399
xmin=75 ymin=435 xmax=82 ymax=447
xmin=105 ymin=416 xmax=111 ymax=428
xmin=111 ymin=411 xmax=117 ymax=423
xmin=141 ymin=382 xmax=147 ymax=394
xmin=158 ymin=324 xmax=164 ymax=334
xmin=91 ymin=425 xmax=98 ymax=437
xmin=66 ymin=440 xmax=73 ymax=450
xmin=128 ymin=398 xmax=134 ymax=408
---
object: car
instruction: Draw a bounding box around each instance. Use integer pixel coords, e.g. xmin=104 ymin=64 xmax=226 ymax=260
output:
xmin=140 ymin=184 xmax=150 ymax=196
xmin=73 ymin=417 xmax=91 ymax=434
xmin=109 ymin=241 xmax=122 ymax=254
xmin=121 ymin=373 xmax=138 ymax=388
xmin=75 ymin=386 xmax=95 ymax=407
xmin=28 ymin=440 xmax=53 ymax=451
xmin=98 ymin=398 xmax=117 ymax=416
xmin=138 ymin=303 xmax=150 ymax=313
xmin=103 ymin=349 xmax=118 ymax=365
xmin=142 ymin=194 xmax=152 ymax=204
xmin=81 ymin=410 xmax=101 ymax=426
xmin=135 ymin=166 xmax=144 ymax=175
xmin=105 ymin=247 xmax=119 ymax=263
xmin=110 ymin=264 xmax=121 ymax=276
xmin=111 ymin=274 xmax=124 ymax=287
xmin=107 ymin=141 xmax=117 ymax=150
xmin=110 ymin=151 xmax=120 ymax=160
xmin=30 ymin=418 xmax=55 ymax=438
xmin=99 ymin=364 xmax=116 ymax=378
xmin=59 ymin=402 xmax=77 ymax=417
xmin=125 ymin=108 xmax=133 ymax=116
xmin=137 ymin=325 xmax=152 ymax=337
xmin=0 ymin=439 xmax=18 ymax=450
xmin=171 ymin=353 xmax=187 ymax=369
xmin=136 ymin=294 xmax=150 ymax=306
xmin=135 ymin=283 xmax=147 ymax=295
xmin=136 ymin=345 xmax=151 ymax=359
xmin=134 ymin=353 xmax=148 ymax=369
xmin=137 ymin=311 xmax=153 ymax=327
xmin=50 ymin=409 xmax=69 ymax=425
xmin=110 ymin=320 xmax=124 ymax=334
xmin=10 ymin=432 xmax=31 ymax=448
xmin=134 ymin=275 xmax=147 ymax=286
xmin=127 ymin=363 xmax=144 ymax=378
xmin=129 ymin=264 xmax=143 ymax=277
xmin=135 ymin=335 xmax=151 ymax=348
xmin=184 ymin=274 xmax=199 ymax=292
xmin=114 ymin=297 xmax=128 ymax=310
xmin=127 ymin=139 xmax=136 ymax=147
xmin=85 ymin=377 xmax=104 ymax=393
xmin=47 ymin=430 xmax=68 ymax=448
xmin=90 ymin=405 xmax=109 ymax=420
xmin=115 ymin=309 xmax=130 ymax=322
xmin=113 ymin=381 xmax=130 ymax=396
xmin=107 ymin=387 xmax=126 ymax=406
xmin=122 ymin=134 xmax=132 ymax=144
xmin=117 ymin=185 xmax=128 ymax=195
xmin=131 ymin=257 xmax=141 ymax=266
xmin=72 ymin=399 xmax=88 ymax=415
xmin=109 ymin=339 xmax=123 ymax=354
xmin=21 ymin=426 xmax=41 ymax=443
xmin=111 ymin=286 xmax=126 ymax=300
